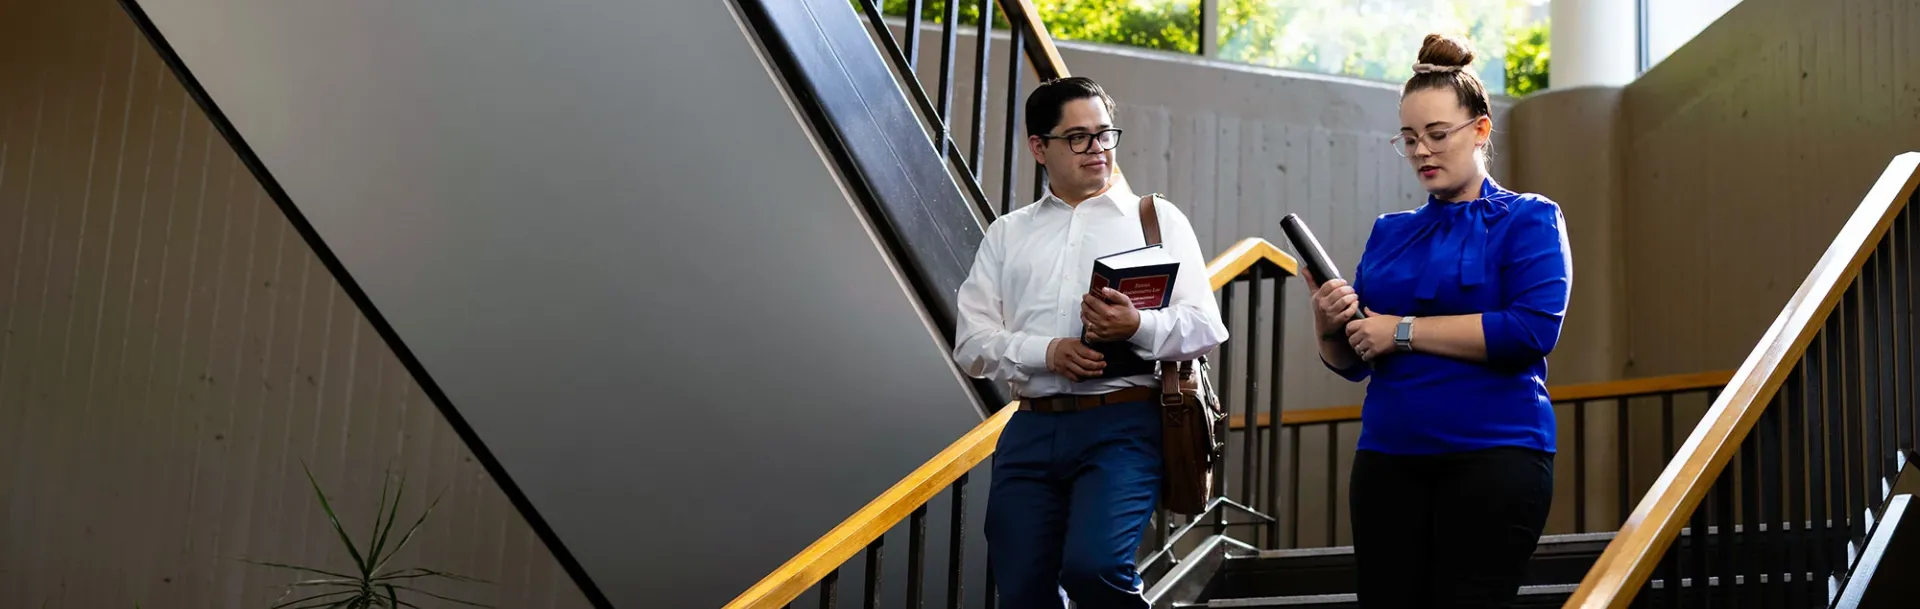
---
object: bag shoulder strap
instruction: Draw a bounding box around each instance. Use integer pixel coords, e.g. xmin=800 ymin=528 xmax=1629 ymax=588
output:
xmin=1137 ymin=194 xmax=1184 ymax=395
xmin=1138 ymin=194 xmax=1163 ymax=246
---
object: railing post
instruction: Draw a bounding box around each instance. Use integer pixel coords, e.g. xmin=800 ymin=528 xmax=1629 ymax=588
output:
xmin=1214 ymin=280 xmax=1235 ymax=537
xmin=999 ymin=15 xmax=1022 ymax=215
xmin=1242 ymin=266 xmax=1261 ymax=521
xmin=1198 ymin=0 xmax=1218 ymax=58
xmin=935 ymin=0 xmax=960 ymax=162
xmin=1266 ymin=274 xmax=1285 ymax=549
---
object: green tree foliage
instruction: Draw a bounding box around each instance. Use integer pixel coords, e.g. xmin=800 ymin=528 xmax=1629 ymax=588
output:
xmin=865 ymin=0 xmax=1550 ymax=97
xmin=875 ymin=0 xmax=1199 ymax=53
xmin=1504 ymin=18 xmax=1550 ymax=95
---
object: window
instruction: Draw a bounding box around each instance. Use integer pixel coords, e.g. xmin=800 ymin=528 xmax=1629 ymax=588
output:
xmin=1217 ymin=0 xmax=1551 ymax=96
xmin=876 ymin=0 xmax=1551 ymax=97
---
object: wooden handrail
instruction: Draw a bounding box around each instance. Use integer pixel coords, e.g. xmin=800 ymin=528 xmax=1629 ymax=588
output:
xmin=1226 ymin=369 xmax=1735 ymax=430
xmin=723 ymin=406 xmax=1016 ymax=608
xmin=1208 ymin=238 xmax=1300 ymax=291
xmin=998 ymin=0 xmax=1070 ymax=81
xmin=726 ymin=238 xmax=1295 ymax=607
xmin=1565 ymin=152 xmax=1920 ymax=608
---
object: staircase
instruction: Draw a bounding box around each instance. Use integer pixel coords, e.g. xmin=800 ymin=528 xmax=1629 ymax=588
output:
xmin=732 ymin=1 xmax=1920 ymax=608
xmin=1567 ymin=156 xmax=1920 ymax=608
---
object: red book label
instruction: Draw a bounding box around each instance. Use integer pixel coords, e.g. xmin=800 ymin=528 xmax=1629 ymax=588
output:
xmin=1116 ymin=275 xmax=1170 ymax=309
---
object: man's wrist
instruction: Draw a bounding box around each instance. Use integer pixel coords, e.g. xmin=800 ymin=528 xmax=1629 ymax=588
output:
xmin=1019 ymin=335 xmax=1057 ymax=372
xmin=1126 ymin=309 xmax=1158 ymax=348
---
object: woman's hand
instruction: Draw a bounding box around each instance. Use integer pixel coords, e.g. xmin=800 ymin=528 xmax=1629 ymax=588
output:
xmin=1304 ymin=270 xmax=1360 ymax=341
xmin=1346 ymin=308 xmax=1398 ymax=361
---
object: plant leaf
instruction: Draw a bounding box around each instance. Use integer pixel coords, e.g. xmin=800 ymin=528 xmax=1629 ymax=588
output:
xmin=236 ymin=558 xmax=361 ymax=581
xmin=369 ymin=485 xmax=447 ymax=575
xmin=271 ymin=589 xmax=362 ymax=609
xmin=303 ymin=461 xmax=371 ymax=576
xmin=368 ymin=472 xmax=408 ymax=574
xmin=385 ymin=584 xmax=493 ymax=608
xmin=372 ymin=567 xmax=490 ymax=584
xmin=286 ymin=578 xmax=367 ymax=587
xmin=365 ymin=468 xmax=395 ymax=576
xmin=281 ymin=591 xmax=371 ymax=609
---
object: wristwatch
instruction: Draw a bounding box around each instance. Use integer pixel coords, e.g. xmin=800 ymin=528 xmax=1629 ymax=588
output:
xmin=1394 ymin=316 xmax=1416 ymax=352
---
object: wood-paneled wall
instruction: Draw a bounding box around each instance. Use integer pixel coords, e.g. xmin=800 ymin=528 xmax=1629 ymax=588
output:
xmin=0 ymin=2 xmax=593 ymax=607
xmin=1620 ymin=0 xmax=1920 ymax=377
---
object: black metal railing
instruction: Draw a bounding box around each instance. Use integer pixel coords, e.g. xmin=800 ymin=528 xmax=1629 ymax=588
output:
xmin=851 ymin=0 xmax=1059 ymax=220
xmin=1137 ymin=256 xmax=1294 ymax=586
xmin=1598 ymin=175 xmax=1920 ymax=608
xmin=1266 ymin=376 xmax=1728 ymax=551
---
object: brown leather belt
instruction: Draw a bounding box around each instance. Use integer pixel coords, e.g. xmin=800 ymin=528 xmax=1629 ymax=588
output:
xmin=1018 ymin=386 xmax=1158 ymax=413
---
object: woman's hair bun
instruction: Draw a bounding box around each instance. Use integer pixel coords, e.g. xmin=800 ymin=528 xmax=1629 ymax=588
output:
xmin=1416 ymin=33 xmax=1476 ymax=68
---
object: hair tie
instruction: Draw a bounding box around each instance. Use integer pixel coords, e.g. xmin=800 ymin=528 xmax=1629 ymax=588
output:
xmin=1413 ymin=63 xmax=1462 ymax=74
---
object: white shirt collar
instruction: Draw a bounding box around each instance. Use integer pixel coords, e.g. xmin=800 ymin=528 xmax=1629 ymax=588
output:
xmin=1039 ymin=180 xmax=1139 ymax=217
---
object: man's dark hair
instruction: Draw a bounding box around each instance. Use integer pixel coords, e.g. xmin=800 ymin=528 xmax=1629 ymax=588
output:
xmin=1024 ymin=76 xmax=1115 ymax=137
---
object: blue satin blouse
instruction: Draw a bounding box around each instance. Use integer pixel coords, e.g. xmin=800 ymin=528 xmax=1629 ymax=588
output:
xmin=1329 ymin=177 xmax=1572 ymax=455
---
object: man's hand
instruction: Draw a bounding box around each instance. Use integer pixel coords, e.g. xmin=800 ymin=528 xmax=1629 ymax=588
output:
xmin=1345 ymin=308 xmax=1398 ymax=362
xmin=1047 ymin=337 xmax=1107 ymax=381
xmin=1081 ymin=288 xmax=1142 ymax=342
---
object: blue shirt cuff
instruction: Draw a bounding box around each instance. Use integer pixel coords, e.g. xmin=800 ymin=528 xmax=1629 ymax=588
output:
xmin=1322 ymin=355 xmax=1370 ymax=382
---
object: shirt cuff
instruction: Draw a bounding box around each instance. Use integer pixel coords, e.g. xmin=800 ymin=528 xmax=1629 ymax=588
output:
xmin=1128 ymin=308 xmax=1163 ymax=352
xmin=1015 ymin=335 xmax=1053 ymax=373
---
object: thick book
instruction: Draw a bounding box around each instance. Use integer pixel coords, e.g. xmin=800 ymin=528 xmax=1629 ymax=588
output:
xmin=1082 ymin=244 xmax=1180 ymax=380
xmin=1089 ymin=243 xmax=1180 ymax=310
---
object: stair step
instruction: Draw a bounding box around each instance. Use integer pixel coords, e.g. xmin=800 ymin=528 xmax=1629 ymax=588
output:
xmin=1196 ymin=532 xmax=1613 ymax=600
xmin=1177 ymin=584 xmax=1576 ymax=608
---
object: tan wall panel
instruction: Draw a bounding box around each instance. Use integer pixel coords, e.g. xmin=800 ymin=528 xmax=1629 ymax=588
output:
xmin=1620 ymin=0 xmax=1920 ymax=376
xmin=0 ymin=2 xmax=593 ymax=607
xmin=1508 ymin=86 xmax=1630 ymax=384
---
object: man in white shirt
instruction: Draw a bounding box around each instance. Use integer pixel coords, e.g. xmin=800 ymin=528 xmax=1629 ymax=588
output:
xmin=952 ymin=77 xmax=1228 ymax=609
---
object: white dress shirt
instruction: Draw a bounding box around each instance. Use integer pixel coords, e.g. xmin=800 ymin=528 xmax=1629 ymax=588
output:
xmin=952 ymin=181 xmax=1229 ymax=399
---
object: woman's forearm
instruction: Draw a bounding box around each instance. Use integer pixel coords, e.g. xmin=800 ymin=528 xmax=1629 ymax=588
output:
xmin=1409 ymin=314 xmax=1488 ymax=361
xmin=1319 ymin=326 xmax=1364 ymax=371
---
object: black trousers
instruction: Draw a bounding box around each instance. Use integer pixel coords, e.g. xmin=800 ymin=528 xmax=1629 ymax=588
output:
xmin=1348 ymin=446 xmax=1555 ymax=608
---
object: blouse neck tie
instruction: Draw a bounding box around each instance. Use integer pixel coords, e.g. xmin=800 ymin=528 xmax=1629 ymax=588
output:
xmin=1413 ymin=178 xmax=1512 ymax=301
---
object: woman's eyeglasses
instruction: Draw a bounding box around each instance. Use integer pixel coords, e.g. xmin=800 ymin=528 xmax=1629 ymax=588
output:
xmin=1039 ymin=128 xmax=1124 ymax=154
xmin=1387 ymin=119 xmax=1480 ymax=158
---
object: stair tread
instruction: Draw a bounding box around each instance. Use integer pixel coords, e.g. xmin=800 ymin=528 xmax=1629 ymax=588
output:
xmin=1239 ymin=531 xmax=1615 ymax=561
xmin=1197 ymin=584 xmax=1577 ymax=607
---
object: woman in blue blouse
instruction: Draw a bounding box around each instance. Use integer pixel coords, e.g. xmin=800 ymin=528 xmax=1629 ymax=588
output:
xmin=1304 ymin=34 xmax=1571 ymax=608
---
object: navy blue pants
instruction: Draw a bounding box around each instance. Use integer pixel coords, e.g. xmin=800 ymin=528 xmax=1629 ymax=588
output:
xmin=986 ymin=400 xmax=1163 ymax=609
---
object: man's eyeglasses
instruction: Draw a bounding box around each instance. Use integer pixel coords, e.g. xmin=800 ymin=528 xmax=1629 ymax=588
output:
xmin=1038 ymin=128 xmax=1123 ymax=154
xmin=1387 ymin=119 xmax=1480 ymax=158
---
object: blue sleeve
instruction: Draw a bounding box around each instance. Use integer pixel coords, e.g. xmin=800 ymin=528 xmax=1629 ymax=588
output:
xmin=1482 ymin=200 xmax=1572 ymax=363
xmin=1323 ymin=356 xmax=1371 ymax=382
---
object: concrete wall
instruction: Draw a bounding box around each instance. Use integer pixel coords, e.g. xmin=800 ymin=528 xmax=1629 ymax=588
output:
xmin=1619 ymin=0 xmax=1920 ymax=377
xmin=1500 ymin=0 xmax=1920 ymax=534
xmin=0 ymin=1 xmax=591 ymax=607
